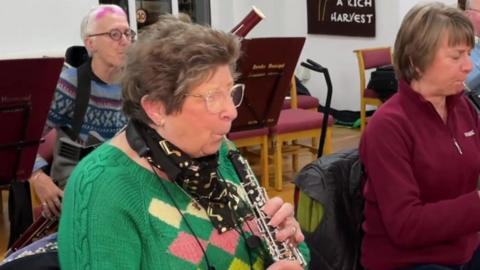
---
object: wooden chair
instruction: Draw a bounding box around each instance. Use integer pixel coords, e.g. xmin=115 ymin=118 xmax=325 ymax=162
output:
xmin=269 ymin=77 xmax=334 ymax=191
xmin=353 ymin=47 xmax=392 ymax=132
xmin=282 ymin=77 xmax=319 ymax=111
xmin=0 ymin=184 xmax=7 ymax=212
xmin=227 ymin=128 xmax=269 ymax=187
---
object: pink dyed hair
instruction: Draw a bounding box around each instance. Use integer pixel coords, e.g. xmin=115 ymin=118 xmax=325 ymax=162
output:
xmin=94 ymin=5 xmax=126 ymax=20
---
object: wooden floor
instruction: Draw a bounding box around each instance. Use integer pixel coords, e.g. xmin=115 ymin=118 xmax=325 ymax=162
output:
xmin=0 ymin=125 xmax=361 ymax=257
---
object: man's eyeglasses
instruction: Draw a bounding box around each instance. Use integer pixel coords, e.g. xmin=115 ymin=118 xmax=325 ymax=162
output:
xmin=185 ymin=84 xmax=245 ymax=114
xmin=88 ymin=28 xmax=136 ymax=41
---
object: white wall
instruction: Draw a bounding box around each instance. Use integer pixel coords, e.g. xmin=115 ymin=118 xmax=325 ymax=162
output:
xmin=297 ymin=0 xmax=400 ymax=111
xmin=399 ymin=0 xmax=458 ymax=20
xmin=211 ymin=0 xmax=401 ymax=110
xmin=1 ymin=0 xmax=97 ymax=59
xmin=0 ymin=0 xmax=461 ymax=110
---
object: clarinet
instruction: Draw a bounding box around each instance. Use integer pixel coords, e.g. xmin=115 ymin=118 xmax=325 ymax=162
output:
xmin=228 ymin=149 xmax=307 ymax=267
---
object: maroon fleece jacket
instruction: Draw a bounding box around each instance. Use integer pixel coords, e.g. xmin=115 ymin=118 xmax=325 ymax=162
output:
xmin=360 ymin=80 xmax=480 ymax=270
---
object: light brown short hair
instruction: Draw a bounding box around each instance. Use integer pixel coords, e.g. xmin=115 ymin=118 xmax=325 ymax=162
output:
xmin=122 ymin=15 xmax=241 ymax=124
xmin=394 ymin=2 xmax=474 ymax=82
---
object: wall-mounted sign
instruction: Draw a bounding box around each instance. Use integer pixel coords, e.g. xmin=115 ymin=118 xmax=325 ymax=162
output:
xmin=307 ymin=0 xmax=376 ymax=37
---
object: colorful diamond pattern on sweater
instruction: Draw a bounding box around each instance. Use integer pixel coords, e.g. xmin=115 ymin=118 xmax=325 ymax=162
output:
xmin=148 ymin=198 xmax=183 ymax=228
xmin=228 ymin=257 xmax=251 ymax=269
xmin=147 ymin=180 xmax=267 ymax=269
xmin=168 ymin=232 xmax=209 ymax=264
xmin=209 ymin=228 xmax=240 ymax=255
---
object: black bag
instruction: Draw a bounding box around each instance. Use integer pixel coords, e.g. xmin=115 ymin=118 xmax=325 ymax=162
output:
xmin=367 ymin=65 xmax=398 ymax=102
xmin=295 ymin=149 xmax=365 ymax=270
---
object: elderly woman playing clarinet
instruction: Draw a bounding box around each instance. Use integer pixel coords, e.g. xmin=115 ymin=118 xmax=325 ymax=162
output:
xmin=360 ymin=2 xmax=480 ymax=270
xmin=58 ymin=15 xmax=310 ymax=270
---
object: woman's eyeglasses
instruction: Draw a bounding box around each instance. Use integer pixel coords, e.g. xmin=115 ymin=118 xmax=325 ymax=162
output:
xmin=185 ymin=84 xmax=245 ymax=113
xmin=88 ymin=28 xmax=136 ymax=41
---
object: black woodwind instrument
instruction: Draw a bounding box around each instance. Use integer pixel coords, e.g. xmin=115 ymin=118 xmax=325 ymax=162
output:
xmin=228 ymin=149 xmax=307 ymax=267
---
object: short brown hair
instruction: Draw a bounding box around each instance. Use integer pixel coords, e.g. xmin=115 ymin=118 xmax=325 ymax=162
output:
xmin=122 ymin=15 xmax=241 ymax=124
xmin=394 ymin=2 xmax=474 ymax=82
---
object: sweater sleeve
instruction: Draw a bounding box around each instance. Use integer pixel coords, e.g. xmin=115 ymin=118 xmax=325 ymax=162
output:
xmin=31 ymin=69 xmax=78 ymax=174
xmin=361 ymin=111 xmax=480 ymax=248
xmin=58 ymin=156 xmax=146 ymax=270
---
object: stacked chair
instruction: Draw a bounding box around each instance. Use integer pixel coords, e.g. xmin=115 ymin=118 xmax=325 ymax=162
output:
xmin=228 ymin=37 xmax=306 ymax=190
xmin=269 ymin=60 xmax=335 ymax=191
xmin=353 ymin=47 xmax=393 ymax=132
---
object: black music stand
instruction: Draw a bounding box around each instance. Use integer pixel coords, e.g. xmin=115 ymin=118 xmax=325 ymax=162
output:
xmin=0 ymin=57 xmax=64 ymax=246
xmin=231 ymin=37 xmax=306 ymax=132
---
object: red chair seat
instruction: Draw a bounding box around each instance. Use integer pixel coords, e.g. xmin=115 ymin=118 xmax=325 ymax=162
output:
xmin=282 ymin=95 xmax=320 ymax=110
xmin=270 ymin=109 xmax=334 ymax=134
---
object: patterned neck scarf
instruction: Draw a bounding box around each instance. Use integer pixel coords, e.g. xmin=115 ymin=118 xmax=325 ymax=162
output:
xmin=135 ymin=121 xmax=252 ymax=233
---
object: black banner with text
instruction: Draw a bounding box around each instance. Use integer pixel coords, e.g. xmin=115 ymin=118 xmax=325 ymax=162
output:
xmin=307 ymin=0 xmax=376 ymax=37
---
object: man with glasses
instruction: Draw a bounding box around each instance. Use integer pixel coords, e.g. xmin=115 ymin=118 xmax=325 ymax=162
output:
xmin=465 ymin=0 xmax=480 ymax=92
xmin=27 ymin=4 xmax=132 ymax=225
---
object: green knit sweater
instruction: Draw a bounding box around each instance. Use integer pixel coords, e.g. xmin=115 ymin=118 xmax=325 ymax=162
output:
xmin=58 ymin=141 xmax=310 ymax=269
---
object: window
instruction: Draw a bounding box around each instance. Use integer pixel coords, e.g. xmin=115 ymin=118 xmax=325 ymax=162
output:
xmin=101 ymin=0 xmax=210 ymax=32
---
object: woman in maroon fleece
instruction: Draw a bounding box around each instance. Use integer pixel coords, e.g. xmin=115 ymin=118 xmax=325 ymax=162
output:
xmin=360 ymin=2 xmax=480 ymax=270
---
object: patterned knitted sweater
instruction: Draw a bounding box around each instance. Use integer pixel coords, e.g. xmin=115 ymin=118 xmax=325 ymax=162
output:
xmin=58 ymin=141 xmax=310 ymax=269
xmin=34 ymin=67 xmax=127 ymax=170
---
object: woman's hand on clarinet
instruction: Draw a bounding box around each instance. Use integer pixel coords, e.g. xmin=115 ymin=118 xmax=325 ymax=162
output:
xmin=29 ymin=170 xmax=63 ymax=219
xmin=263 ymin=196 xmax=304 ymax=246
